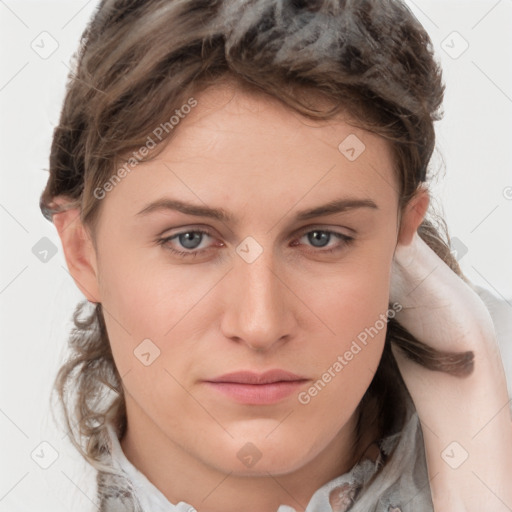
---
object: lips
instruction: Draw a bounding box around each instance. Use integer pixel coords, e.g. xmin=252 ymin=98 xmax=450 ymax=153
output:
xmin=206 ymin=369 xmax=307 ymax=384
xmin=204 ymin=370 xmax=309 ymax=405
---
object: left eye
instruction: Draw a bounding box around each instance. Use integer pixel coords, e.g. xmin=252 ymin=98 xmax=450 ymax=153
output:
xmin=296 ymin=229 xmax=353 ymax=250
xmin=158 ymin=228 xmax=354 ymax=258
xmin=169 ymin=230 xmax=211 ymax=250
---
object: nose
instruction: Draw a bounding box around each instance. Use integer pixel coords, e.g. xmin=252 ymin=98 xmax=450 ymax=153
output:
xmin=220 ymin=248 xmax=296 ymax=352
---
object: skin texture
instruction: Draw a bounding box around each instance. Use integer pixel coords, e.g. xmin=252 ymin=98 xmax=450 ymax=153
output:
xmin=53 ymin=81 xmax=428 ymax=512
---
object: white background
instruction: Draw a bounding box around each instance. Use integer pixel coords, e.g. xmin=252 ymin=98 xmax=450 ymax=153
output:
xmin=1 ymin=0 xmax=511 ymax=510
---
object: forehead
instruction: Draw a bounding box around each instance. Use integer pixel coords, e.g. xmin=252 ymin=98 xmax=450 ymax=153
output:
xmin=99 ymin=80 xmax=398 ymax=223
xmin=172 ymin=80 xmax=391 ymax=162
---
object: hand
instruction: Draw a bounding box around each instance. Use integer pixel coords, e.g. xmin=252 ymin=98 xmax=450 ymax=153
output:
xmin=389 ymin=231 xmax=512 ymax=512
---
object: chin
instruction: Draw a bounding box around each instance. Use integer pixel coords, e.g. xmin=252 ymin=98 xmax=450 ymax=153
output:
xmin=206 ymin=439 xmax=312 ymax=477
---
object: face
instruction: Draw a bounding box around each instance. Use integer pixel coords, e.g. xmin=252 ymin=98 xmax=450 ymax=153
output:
xmin=84 ymin=81 xmax=404 ymax=476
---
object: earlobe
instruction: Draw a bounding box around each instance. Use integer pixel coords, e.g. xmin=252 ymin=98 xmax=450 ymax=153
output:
xmin=397 ymin=185 xmax=430 ymax=246
xmin=52 ymin=201 xmax=101 ymax=303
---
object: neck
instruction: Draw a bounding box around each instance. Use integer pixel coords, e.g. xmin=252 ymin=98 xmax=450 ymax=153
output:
xmin=119 ymin=396 xmax=377 ymax=512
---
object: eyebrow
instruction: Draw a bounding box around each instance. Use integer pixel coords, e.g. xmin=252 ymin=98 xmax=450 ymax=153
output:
xmin=135 ymin=196 xmax=378 ymax=223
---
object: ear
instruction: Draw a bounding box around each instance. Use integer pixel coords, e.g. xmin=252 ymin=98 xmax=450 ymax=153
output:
xmin=51 ymin=197 xmax=101 ymax=303
xmin=397 ymin=185 xmax=430 ymax=246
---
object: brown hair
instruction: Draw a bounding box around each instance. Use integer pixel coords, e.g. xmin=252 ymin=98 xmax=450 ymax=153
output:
xmin=40 ymin=0 xmax=474 ymax=474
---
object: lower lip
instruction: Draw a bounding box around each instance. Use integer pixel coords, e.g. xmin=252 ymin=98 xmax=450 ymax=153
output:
xmin=204 ymin=381 xmax=307 ymax=405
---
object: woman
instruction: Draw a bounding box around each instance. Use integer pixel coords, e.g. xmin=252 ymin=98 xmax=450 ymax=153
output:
xmin=39 ymin=0 xmax=512 ymax=511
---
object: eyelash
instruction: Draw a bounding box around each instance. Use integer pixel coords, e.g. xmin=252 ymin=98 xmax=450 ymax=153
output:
xmin=157 ymin=227 xmax=355 ymax=259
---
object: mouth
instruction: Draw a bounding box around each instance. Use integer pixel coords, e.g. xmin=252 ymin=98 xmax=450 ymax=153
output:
xmin=203 ymin=370 xmax=309 ymax=405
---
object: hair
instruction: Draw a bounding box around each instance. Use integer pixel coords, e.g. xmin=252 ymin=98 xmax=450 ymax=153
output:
xmin=40 ymin=0 xmax=475 ymax=478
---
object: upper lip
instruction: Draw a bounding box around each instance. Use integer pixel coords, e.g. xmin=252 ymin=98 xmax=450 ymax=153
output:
xmin=206 ymin=370 xmax=307 ymax=385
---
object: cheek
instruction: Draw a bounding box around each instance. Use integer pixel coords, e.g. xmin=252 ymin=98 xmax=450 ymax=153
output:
xmin=97 ymin=241 xmax=194 ymax=336
xmin=96 ymin=243 xmax=216 ymax=393
xmin=313 ymin=255 xmax=392 ymax=339
xmin=297 ymin=252 xmax=392 ymax=399
xmin=94 ymin=243 xmax=166 ymax=375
